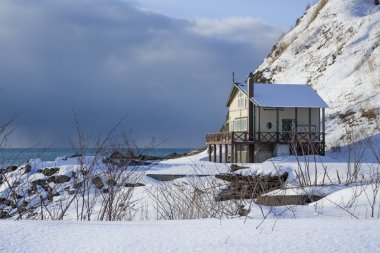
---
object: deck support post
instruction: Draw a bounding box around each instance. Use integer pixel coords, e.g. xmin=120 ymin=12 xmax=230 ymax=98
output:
xmin=308 ymin=108 xmax=312 ymax=154
xmin=219 ymin=144 xmax=222 ymax=163
xmin=294 ymin=107 xmax=298 ymax=154
xmin=234 ymin=144 xmax=238 ymax=163
xmin=308 ymin=108 xmax=312 ymax=138
xmin=258 ymin=107 xmax=261 ymax=141
xmin=224 ymin=144 xmax=228 ymax=163
xmin=276 ymin=108 xmax=280 ymax=142
xmin=213 ymin=144 xmax=217 ymax=162
xmin=322 ymin=108 xmax=325 ymax=156
xmin=231 ymin=143 xmax=235 ymax=163
xmin=208 ymin=145 xmax=211 ymax=162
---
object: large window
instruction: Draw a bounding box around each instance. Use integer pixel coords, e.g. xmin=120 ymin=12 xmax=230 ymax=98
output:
xmin=237 ymin=92 xmax=247 ymax=109
xmin=233 ymin=117 xmax=247 ymax=131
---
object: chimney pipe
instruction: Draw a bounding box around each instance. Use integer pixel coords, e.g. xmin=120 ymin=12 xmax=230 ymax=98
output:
xmin=248 ymin=72 xmax=254 ymax=98
xmin=247 ymin=72 xmax=254 ymax=162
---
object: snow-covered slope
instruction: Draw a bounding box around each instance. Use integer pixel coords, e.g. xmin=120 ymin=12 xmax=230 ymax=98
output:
xmin=253 ymin=0 xmax=380 ymax=146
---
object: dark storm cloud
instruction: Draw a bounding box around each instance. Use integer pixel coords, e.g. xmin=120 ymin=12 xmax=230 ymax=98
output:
xmin=0 ymin=0 xmax=283 ymax=147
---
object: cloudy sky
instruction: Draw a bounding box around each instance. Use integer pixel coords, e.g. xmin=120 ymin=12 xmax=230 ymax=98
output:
xmin=0 ymin=0 xmax=314 ymax=148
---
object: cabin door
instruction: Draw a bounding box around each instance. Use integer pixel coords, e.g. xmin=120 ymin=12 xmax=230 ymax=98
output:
xmin=281 ymin=119 xmax=294 ymax=141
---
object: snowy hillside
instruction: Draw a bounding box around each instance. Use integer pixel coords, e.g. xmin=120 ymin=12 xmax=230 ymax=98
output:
xmin=253 ymin=0 xmax=380 ymax=146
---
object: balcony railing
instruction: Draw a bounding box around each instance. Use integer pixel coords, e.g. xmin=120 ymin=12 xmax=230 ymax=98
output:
xmin=206 ymin=131 xmax=324 ymax=144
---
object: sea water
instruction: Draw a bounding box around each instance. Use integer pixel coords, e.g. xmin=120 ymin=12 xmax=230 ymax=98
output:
xmin=0 ymin=148 xmax=194 ymax=167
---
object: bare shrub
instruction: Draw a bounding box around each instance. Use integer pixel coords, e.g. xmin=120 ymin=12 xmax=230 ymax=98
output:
xmin=363 ymin=166 xmax=380 ymax=218
xmin=146 ymin=163 xmax=246 ymax=220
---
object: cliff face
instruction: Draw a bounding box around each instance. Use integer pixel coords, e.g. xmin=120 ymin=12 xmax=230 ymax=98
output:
xmin=253 ymin=0 xmax=380 ymax=146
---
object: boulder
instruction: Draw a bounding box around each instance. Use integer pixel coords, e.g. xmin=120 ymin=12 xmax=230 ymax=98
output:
xmin=53 ymin=175 xmax=71 ymax=184
xmin=0 ymin=198 xmax=14 ymax=206
xmin=40 ymin=167 xmax=60 ymax=176
xmin=22 ymin=164 xmax=32 ymax=175
xmin=73 ymin=181 xmax=83 ymax=189
xmin=28 ymin=185 xmax=38 ymax=195
xmin=31 ymin=179 xmax=47 ymax=186
xmin=47 ymin=175 xmax=71 ymax=184
xmin=10 ymin=192 xmax=22 ymax=199
xmin=106 ymin=179 xmax=117 ymax=187
xmin=70 ymin=153 xmax=83 ymax=158
xmin=255 ymin=195 xmax=324 ymax=206
xmin=215 ymin=172 xmax=288 ymax=201
xmin=0 ymin=211 xmax=9 ymax=219
xmin=238 ymin=205 xmax=250 ymax=216
xmin=229 ymin=164 xmax=249 ymax=172
xmin=47 ymin=176 xmax=56 ymax=183
xmin=124 ymin=183 xmax=145 ymax=187
xmin=92 ymin=176 xmax=104 ymax=190
xmin=5 ymin=165 xmax=18 ymax=173
xmin=80 ymin=170 xmax=88 ymax=176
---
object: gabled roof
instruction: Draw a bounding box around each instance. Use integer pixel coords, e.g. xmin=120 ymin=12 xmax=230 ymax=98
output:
xmin=227 ymin=83 xmax=328 ymax=108
xmin=225 ymin=82 xmax=245 ymax=107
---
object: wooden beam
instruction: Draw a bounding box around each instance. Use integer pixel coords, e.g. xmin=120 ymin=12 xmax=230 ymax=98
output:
xmin=208 ymin=145 xmax=211 ymax=162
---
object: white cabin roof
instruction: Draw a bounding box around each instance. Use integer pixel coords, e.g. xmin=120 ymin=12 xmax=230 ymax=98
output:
xmin=235 ymin=83 xmax=328 ymax=108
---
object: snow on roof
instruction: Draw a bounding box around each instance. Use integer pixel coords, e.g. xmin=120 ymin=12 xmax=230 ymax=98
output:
xmin=236 ymin=83 xmax=328 ymax=108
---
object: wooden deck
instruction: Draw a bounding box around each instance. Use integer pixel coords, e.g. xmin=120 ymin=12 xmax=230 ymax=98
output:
xmin=206 ymin=131 xmax=324 ymax=145
xmin=205 ymin=131 xmax=325 ymax=163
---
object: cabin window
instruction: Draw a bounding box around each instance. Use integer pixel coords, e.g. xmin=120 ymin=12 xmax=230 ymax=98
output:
xmin=297 ymin=125 xmax=316 ymax=132
xmin=266 ymin=122 xmax=272 ymax=129
xmin=233 ymin=117 xmax=247 ymax=131
xmin=237 ymin=92 xmax=247 ymax=109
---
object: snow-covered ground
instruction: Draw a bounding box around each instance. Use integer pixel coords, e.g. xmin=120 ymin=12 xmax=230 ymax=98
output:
xmin=1 ymin=218 xmax=379 ymax=253
xmin=0 ymin=141 xmax=379 ymax=252
xmin=0 ymin=0 xmax=379 ymax=251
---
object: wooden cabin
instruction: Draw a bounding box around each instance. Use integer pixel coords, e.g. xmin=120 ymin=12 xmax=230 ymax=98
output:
xmin=206 ymin=72 xmax=328 ymax=163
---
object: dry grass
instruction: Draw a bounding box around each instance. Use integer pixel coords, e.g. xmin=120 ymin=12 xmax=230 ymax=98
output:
xmin=339 ymin=110 xmax=356 ymax=123
xmin=361 ymin=108 xmax=378 ymax=120
xmin=309 ymin=0 xmax=329 ymax=25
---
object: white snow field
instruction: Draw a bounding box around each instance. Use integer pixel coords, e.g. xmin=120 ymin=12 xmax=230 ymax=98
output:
xmin=0 ymin=144 xmax=380 ymax=252
xmin=0 ymin=0 xmax=379 ymax=252
xmin=0 ymin=219 xmax=379 ymax=253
